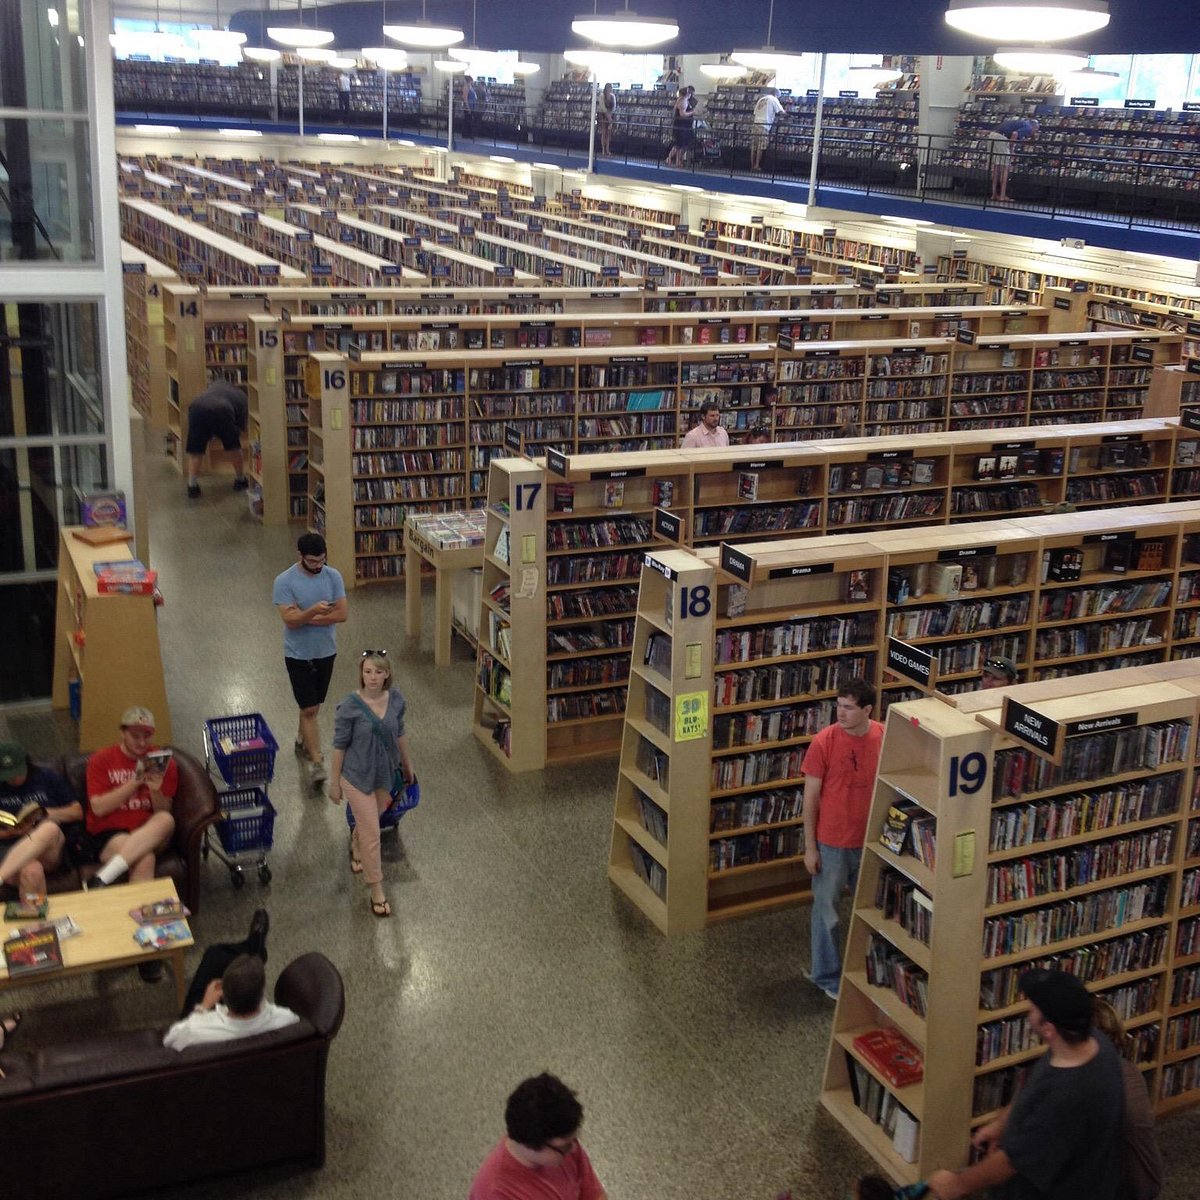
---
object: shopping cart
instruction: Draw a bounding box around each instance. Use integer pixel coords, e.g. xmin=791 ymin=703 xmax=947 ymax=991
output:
xmin=202 ymin=713 xmax=280 ymax=888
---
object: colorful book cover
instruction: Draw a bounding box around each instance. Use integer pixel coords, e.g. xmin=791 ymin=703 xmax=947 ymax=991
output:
xmin=4 ymin=926 xmax=63 ymax=976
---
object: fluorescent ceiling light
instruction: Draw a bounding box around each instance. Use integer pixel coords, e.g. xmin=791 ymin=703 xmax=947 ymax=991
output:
xmin=699 ymin=62 xmax=749 ymax=80
xmin=243 ymin=45 xmax=282 ymax=61
xmin=296 ymin=46 xmax=338 ymax=61
xmin=882 ymin=215 xmax=934 ymax=226
xmin=846 ymin=63 xmax=903 ymax=86
xmin=489 ymin=155 xmax=516 ymax=163
xmin=329 ymin=56 xmax=359 ymax=68
xmin=219 ymin=128 xmax=263 ymax=138
xmin=319 ymin=133 xmax=360 ymax=142
xmin=993 ymin=47 xmax=1089 ymax=73
xmin=191 ymin=28 xmax=247 ymax=49
xmin=397 ymin=139 xmax=417 ymax=146
xmin=571 ymin=10 xmax=678 ymax=48
xmin=533 ymin=162 xmax=561 ymax=169
xmin=730 ymin=48 xmax=806 ymax=71
xmin=669 ymin=183 xmax=704 ymax=192
xmin=434 ymin=59 xmax=468 ymax=72
xmin=945 ymin=0 xmax=1109 ymax=42
xmin=110 ymin=30 xmax=187 ymax=55
xmin=267 ymin=25 xmax=335 ymax=47
xmin=361 ymin=46 xmax=409 ymax=68
xmin=133 ymin=124 xmax=181 ymax=134
xmin=383 ymin=5 xmax=465 ymax=49
xmin=47 ymin=7 xmax=58 ymax=25
xmin=513 ymin=61 xmax=541 ymax=76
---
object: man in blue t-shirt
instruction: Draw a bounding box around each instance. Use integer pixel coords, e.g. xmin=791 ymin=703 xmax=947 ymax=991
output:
xmin=987 ymin=117 xmax=1039 ymax=201
xmin=272 ymin=533 xmax=347 ymax=791
xmin=0 ymin=742 xmax=82 ymax=897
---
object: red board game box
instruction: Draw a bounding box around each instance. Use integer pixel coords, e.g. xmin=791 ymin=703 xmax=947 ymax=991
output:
xmin=852 ymin=1027 xmax=924 ymax=1087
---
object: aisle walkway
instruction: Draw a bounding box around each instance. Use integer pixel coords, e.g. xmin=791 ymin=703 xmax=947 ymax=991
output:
xmin=5 ymin=443 xmax=1200 ymax=1197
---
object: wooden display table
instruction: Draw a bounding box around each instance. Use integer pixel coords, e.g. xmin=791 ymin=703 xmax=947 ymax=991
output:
xmin=0 ymin=879 xmax=194 ymax=1009
xmin=403 ymin=512 xmax=486 ymax=666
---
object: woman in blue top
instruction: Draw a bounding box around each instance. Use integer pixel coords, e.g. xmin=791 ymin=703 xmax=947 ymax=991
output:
xmin=329 ymin=653 xmax=414 ymax=917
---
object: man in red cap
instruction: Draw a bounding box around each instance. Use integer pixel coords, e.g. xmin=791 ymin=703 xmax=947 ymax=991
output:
xmin=84 ymin=706 xmax=178 ymax=892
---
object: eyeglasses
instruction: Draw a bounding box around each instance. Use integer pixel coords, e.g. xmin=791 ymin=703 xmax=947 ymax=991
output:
xmin=984 ymin=658 xmax=1013 ymax=674
xmin=361 ymin=649 xmax=388 ymax=658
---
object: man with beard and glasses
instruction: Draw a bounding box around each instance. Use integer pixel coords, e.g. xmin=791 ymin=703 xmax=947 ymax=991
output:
xmin=272 ymin=533 xmax=347 ymax=792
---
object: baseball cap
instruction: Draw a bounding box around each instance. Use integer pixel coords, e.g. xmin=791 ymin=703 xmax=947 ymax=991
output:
xmin=982 ymin=656 xmax=1018 ymax=683
xmin=120 ymin=706 xmax=156 ymax=732
xmin=1020 ymin=967 xmax=1094 ymax=1037
xmin=0 ymin=742 xmax=27 ymax=784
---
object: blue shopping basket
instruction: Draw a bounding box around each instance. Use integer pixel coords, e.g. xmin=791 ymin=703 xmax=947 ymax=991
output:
xmin=205 ymin=713 xmax=279 ymax=787
xmin=345 ymin=777 xmax=420 ymax=835
xmin=215 ymin=787 xmax=277 ymax=855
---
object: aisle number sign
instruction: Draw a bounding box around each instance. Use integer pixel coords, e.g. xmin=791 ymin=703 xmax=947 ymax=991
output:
xmin=675 ymin=692 xmax=708 ymax=742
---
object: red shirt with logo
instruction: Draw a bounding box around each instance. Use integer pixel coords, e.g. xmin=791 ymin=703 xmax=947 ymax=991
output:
xmin=85 ymin=744 xmax=178 ymax=834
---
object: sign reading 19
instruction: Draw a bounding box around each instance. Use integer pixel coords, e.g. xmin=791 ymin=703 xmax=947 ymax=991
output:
xmin=948 ymin=751 xmax=987 ymax=798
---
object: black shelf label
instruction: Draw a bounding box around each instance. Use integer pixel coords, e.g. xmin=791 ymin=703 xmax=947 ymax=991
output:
xmin=979 ymin=342 xmax=1009 ymax=351
xmin=957 ymin=328 xmax=977 ymax=345
xmin=1072 ymin=281 xmax=1090 ymax=293
xmin=610 ymin=355 xmax=647 ymax=364
xmin=1124 ymin=99 xmax=1155 ymax=109
xmin=1101 ymin=433 xmax=1142 ymax=443
xmin=938 ymin=544 xmax=998 ymax=561
xmin=1058 ymin=339 xmax=1085 ymax=347
xmin=886 ymin=637 xmax=933 ymax=687
xmin=1053 ymin=297 xmax=1072 ymax=311
xmin=546 ymin=448 xmax=568 ymax=476
xmin=503 ymin=425 xmax=523 ymax=453
xmin=720 ymin=544 xmax=753 ymax=582
xmin=589 ymin=468 xmax=647 ymax=480
xmin=1002 ymin=698 xmax=1061 ymax=761
xmin=381 ymin=361 xmax=425 ymax=370
xmin=992 ymin=441 xmax=1033 ymax=452
xmin=1069 ymin=96 xmax=1099 ymax=106
xmin=653 ymin=509 xmax=683 ymax=543
xmin=1083 ymin=531 xmax=1135 ymax=544
xmin=777 ymin=333 xmax=795 ymax=351
xmin=421 ymin=322 xmax=456 ymax=330
xmin=713 ymin=352 xmax=750 ymax=362
xmin=862 ymin=313 xmax=888 ymax=322
xmin=768 ymin=562 xmax=835 ymax=579
xmin=1187 ymin=361 xmax=1200 ymax=376
xmin=1065 ymin=711 xmax=1137 ymax=737
xmin=1180 ymin=407 xmax=1200 ymax=429
xmin=733 ymin=459 xmax=782 ymax=471
xmin=1132 ymin=346 xmax=1154 ymax=362
xmin=893 ymin=345 xmax=922 ymax=354
xmin=643 ymin=553 xmax=678 ymax=581
xmin=868 ymin=450 xmax=905 ymax=462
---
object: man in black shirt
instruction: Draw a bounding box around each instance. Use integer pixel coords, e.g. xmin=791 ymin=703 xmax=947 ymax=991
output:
xmin=927 ymin=968 xmax=1124 ymax=1200
xmin=185 ymin=377 xmax=249 ymax=499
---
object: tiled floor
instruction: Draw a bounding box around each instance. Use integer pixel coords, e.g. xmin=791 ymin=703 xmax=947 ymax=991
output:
xmin=5 ymin=445 xmax=1200 ymax=1199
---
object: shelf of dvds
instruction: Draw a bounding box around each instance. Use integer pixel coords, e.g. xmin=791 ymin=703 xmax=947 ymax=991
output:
xmin=822 ymin=666 xmax=1200 ymax=1182
xmin=121 ymin=243 xmax=178 ymax=432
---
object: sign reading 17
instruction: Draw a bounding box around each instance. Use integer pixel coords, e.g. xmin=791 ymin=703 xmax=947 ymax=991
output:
xmin=948 ymin=752 xmax=987 ymax=798
xmin=515 ymin=482 xmax=541 ymax=510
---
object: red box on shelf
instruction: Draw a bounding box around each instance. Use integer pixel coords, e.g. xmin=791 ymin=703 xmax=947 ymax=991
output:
xmin=852 ymin=1027 xmax=924 ymax=1088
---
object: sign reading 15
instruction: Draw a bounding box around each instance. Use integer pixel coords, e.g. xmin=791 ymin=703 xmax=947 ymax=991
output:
xmin=948 ymin=752 xmax=987 ymax=798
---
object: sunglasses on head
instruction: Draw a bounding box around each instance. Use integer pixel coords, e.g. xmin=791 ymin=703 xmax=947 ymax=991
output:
xmin=361 ymin=649 xmax=388 ymax=658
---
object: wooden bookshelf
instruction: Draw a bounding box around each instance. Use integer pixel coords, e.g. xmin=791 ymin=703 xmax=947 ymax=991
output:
xmin=121 ymin=241 xmax=178 ymax=431
xmin=51 ymin=529 xmax=171 ymax=752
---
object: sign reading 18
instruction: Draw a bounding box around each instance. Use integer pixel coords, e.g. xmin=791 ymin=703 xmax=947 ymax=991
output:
xmin=679 ymin=584 xmax=711 ymax=619
xmin=948 ymin=751 xmax=987 ymax=798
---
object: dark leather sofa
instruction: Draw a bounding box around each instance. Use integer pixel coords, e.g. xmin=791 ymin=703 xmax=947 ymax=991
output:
xmin=30 ymin=746 xmax=220 ymax=914
xmin=0 ymin=952 xmax=345 ymax=1198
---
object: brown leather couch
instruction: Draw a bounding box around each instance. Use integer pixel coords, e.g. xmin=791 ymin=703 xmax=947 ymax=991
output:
xmin=29 ymin=746 xmax=220 ymax=914
xmin=0 ymin=952 xmax=345 ymax=1198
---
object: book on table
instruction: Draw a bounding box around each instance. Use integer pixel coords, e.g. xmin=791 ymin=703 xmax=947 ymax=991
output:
xmin=133 ymin=919 xmax=191 ymax=951
xmin=129 ymin=898 xmax=190 ymax=924
xmin=4 ymin=895 xmax=48 ymax=921
xmin=4 ymin=925 xmax=64 ymax=976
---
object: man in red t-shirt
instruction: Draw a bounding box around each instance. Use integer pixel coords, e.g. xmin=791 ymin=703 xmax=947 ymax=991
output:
xmin=469 ymin=1073 xmax=607 ymax=1200
xmin=801 ymin=678 xmax=884 ymax=1000
xmin=84 ymin=706 xmax=178 ymax=890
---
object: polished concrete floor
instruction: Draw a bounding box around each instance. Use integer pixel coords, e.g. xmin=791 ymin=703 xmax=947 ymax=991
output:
xmin=5 ymin=445 xmax=1200 ymax=1199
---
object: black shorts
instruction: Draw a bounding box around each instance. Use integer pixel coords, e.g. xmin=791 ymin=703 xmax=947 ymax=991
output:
xmin=72 ymin=827 xmax=125 ymax=866
xmin=186 ymin=406 xmax=241 ymax=455
xmin=285 ymin=654 xmax=337 ymax=710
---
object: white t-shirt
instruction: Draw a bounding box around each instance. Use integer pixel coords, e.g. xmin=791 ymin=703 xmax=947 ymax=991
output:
xmin=753 ymin=95 xmax=785 ymax=129
xmin=163 ymin=1001 xmax=300 ymax=1051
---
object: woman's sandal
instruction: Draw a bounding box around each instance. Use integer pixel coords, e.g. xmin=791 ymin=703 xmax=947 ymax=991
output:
xmin=348 ymin=834 xmax=363 ymax=875
xmin=370 ymin=897 xmax=391 ymax=918
xmin=0 ymin=1012 xmax=23 ymax=1052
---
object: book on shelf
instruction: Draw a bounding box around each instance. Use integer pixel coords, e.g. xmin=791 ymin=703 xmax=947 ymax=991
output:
xmin=737 ymin=472 xmax=759 ymax=502
xmin=552 ymin=485 xmax=575 ymax=513
xmin=133 ymin=919 xmax=191 ymax=951
xmin=652 ymin=478 xmax=674 ymax=508
xmin=852 ymin=1027 xmax=925 ymax=1087
xmin=93 ymin=560 xmax=157 ymax=595
xmin=975 ymin=455 xmax=996 ymax=481
xmin=880 ymin=801 xmax=916 ymax=854
xmin=3 ymin=925 xmax=63 ymax=976
xmin=847 ymin=570 xmax=870 ymax=602
xmin=493 ymin=526 xmax=511 ymax=565
xmin=604 ymin=481 xmax=625 ymax=508
xmin=1103 ymin=538 xmax=1135 ymax=575
xmin=928 ymin=562 xmax=962 ymax=597
xmin=129 ymin=898 xmax=190 ymax=925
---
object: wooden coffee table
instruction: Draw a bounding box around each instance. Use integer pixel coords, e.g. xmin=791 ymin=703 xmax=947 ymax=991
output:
xmin=0 ymin=878 xmax=194 ymax=1009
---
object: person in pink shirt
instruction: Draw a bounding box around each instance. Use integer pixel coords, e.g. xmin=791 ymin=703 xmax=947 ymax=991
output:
xmin=469 ymin=1073 xmax=607 ymax=1200
xmin=680 ymin=401 xmax=730 ymax=449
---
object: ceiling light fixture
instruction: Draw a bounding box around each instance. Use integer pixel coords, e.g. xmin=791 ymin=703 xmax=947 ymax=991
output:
xmin=945 ymin=0 xmax=1109 ymax=42
xmin=319 ymin=132 xmax=361 ymax=141
xmin=361 ymin=46 xmax=409 ymax=69
xmin=434 ymin=58 xmax=468 ymax=72
xmin=133 ymin=123 xmax=181 ymax=134
xmin=731 ymin=0 xmax=804 ymax=73
xmin=191 ymin=28 xmax=248 ymax=50
xmin=699 ymin=62 xmax=749 ymax=80
xmin=993 ymin=46 xmax=1089 ymax=73
xmin=512 ymin=61 xmax=541 ymax=76
xmin=267 ymin=25 xmax=334 ymax=47
xmin=384 ymin=0 xmax=464 ymax=47
xmin=219 ymin=127 xmax=264 ymax=137
xmin=296 ymin=46 xmax=338 ymax=61
xmin=571 ymin=1 xmax=678 ymax=49
xmin=243 ymin=45 xmax=282 ymax=61
xmin=329 ymin=55 xmax=359 ymax=68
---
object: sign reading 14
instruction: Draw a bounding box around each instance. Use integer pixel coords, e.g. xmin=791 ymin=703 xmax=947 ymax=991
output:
xmin=948 ymin=752 xmax=987 ymax=798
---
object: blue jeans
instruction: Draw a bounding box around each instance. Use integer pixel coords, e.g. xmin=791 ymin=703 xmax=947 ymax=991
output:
xmin=809 ymin=842 xmax=862 ymax=994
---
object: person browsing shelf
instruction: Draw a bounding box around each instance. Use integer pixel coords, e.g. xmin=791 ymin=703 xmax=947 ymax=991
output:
xmin=185 ymin=375 xmax=249 ymax=499
xmin=469 ymin=1072 xmax=608 ymax=1200
xmin=801 ymin=678 xmax=884 ymax=1000
xmin=927 ymin=967 xmax=1124 ymax=1200
xmin=744 ymin=424 xmax=773 ymax=445
xmin=680 ymin=401 xmax=730 ymax=449
xmin=273 ymin=532 xmax=347 ymax=793
xmin=980 ymin=656 xmax=1019 ymax=690
xmin=987 ymin=117 xmax=1039 ymax=202
xmin=597 ymin=82 xmax=617 ymax=157
xmin=0 ymin=742 xmax=81 ymax=898
xmin=751 ymin=87 xmax=785 ymax=171
xmin=665 ymin=85 xmax=696 ymax=166
xmin=329 ymin=651 xmax=415 ymax=919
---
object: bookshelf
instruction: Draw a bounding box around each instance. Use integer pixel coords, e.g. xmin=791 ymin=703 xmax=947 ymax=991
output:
xmin=121 ymin=242 xmax=177 ymax=431
xmin=245 ymin=312 xmax=287 ymax=525
xmin=821 ymin=666 xmax=1200 ymax=1182
xmin=50 ymin=528 xmax=172 ymax=752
